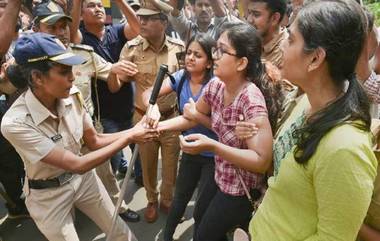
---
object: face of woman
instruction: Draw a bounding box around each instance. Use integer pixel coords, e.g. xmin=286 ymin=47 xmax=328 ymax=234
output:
xmin=213 ymin=31 xmax=239 ymax=81
xmin=185 ymin=41 xmax=211 ymax=75
xmin=40 ymin=64 xmax=74 ymax=99
xmin=281 ymin=21 xmax=311 ymax=87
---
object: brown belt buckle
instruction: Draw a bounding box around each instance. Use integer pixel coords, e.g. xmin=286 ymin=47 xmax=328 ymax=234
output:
xmin=57 ymin=173 xmax=74 ymax=186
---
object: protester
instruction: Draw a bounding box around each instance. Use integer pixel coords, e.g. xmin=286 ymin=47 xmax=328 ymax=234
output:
xmin=154 ymin=22 xmax=282 ymax=240
xmin=246 ymin=0 xmax=288 ymax=68
xmin=116 ymin=1 xmax=185 ymax=223
xmin=249 ymin=1 xmax=377 ymax=240
xmin=142 ymin=33 xmax=217 ymax=240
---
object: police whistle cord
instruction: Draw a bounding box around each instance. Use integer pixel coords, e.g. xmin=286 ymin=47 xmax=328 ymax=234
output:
xmin=106 ymin=65 xmax=169 ymax=241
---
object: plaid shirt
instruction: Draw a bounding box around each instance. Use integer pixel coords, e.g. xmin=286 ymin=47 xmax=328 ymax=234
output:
xmin=363 ymin=71 xmax=380 ymax=104
xmin=203 ymin=78 xmax=268 ymax=196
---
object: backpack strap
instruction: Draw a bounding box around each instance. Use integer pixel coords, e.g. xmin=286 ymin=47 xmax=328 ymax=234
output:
xmin=176 ymin=71 xmax=187 ymax=115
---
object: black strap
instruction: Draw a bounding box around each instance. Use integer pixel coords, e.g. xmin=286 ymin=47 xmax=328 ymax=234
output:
xmin=176 ymin=72 xmax=187 ymax=114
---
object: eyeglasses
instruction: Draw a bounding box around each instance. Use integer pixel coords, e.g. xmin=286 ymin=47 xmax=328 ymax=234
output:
xmin=211 ymin=46 xmax=237 ymax=60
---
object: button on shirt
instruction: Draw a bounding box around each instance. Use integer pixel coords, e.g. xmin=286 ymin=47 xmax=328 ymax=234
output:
xmin=119 ymin=35 xmax=184 ymax=112
xmin=71 ymin=47 xmax=112 ymax=116
xmin=203 ymin=78 xmax=268 ymax=196
xmin=1 ymin=87 xmax=93 ymax=180
xmin=262 ymin=27 xmax=288 ymax=69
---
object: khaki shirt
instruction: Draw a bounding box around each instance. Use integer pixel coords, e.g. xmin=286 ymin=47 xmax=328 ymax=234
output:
xmin=119 ymin=35 xmax=184 ymax=112
xmin=70 ymin=44 xmax=112 ymax=116
xmin=263 ymin=27 xmax=288 ymax=69
xmin=1 ymin=86 xmax=93 ymax=180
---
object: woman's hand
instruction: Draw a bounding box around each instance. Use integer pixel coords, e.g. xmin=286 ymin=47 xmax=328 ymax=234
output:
xmin=145 ymin=104 xmax=161 ymax=128
xmin=183 ymin=97 xmax=198 ymax=121
xmin=130 ymin=116 xmax=159 ymax=143
xmin=235 ymin=121 xmax=258 ymax=140
xmin=179 ymin=134 xmax=215 ymax=155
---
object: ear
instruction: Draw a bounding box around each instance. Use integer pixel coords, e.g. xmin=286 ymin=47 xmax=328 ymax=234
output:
xmin=206 ymin=59 xmax=212 ymax=69
xmin=271 ymin=12 xmax=282 ymax=26
xmin=236 ymin=57 xmax=248 ymax=72
xmin=307 ymin=47 xmax=326 ymax=72
xmin=31 ymin=70 xmax=44 ymax=87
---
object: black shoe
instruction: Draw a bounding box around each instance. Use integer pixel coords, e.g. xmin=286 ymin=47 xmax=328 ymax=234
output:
xmin=119 ymin=209 xmax=140 ymax=223
xmin=6 ymin=202 xmax=30 ymax=219
xmin=134 ymin=175 xmax=143 ymax=187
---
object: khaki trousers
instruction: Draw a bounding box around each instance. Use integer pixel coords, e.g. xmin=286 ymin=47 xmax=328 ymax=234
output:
xmin=95 ymin=160 xmax=129 ymax=212
xmin=25 ymin=171 xmax=135 ymax=241
xmin=133 ymin=111 xmax=180 ymax=203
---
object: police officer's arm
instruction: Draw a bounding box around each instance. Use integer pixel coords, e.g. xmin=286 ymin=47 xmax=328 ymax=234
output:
xmin=113 ymin=0 xmax=140 ymax=40
xmin=0 ymin=0 xmax=22 ymax=57
xmin=70 ymin=0 xmax=83 ymax=44
xmin=39 ymin=122 xmax=157 ymax=174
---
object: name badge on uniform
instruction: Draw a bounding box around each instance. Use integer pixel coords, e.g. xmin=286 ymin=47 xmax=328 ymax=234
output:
xmin=51 ymin=134 xmax=63 ymax=142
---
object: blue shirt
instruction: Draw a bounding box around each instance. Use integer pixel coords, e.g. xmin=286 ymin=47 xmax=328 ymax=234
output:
xmin=80 ymin=23 xmax=134 ymax=121
xmin=170 ymin=69 xmax=217 ymax=157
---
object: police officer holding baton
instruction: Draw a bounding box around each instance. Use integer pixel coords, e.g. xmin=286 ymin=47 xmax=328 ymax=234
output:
xmin=1 ymin=32 xmax=158 ymax=241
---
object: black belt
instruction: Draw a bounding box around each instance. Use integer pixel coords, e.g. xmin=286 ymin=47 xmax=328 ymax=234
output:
xmin=28 ymin=172 xmax=74 ymax=189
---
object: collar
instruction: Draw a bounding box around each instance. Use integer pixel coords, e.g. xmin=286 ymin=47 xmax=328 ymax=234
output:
xmin=263 ymin=27 xmax=288 ymax=54
xmin=25 ymin=87 xmax=76 ymax=125
xmin=194 ymin=17 xmax=215 ymax=30
xmin=142 ymin=35 xmax=169 ymax=52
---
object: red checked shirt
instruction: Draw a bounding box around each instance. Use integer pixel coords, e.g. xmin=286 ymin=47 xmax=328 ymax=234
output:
xmin=363 ymin=71 xmax=380 ymax=104
xmin=203 ymin=78 xmax=268 ymax=196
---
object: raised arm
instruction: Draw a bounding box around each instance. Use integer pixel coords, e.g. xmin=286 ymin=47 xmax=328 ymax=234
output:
xmin=70 ymin=0 xmax=83 ymax=44
xmin=0 ymin=0 xmax=22 ymax=57
xmin=113 ymin=0 xmax=140 ymax=40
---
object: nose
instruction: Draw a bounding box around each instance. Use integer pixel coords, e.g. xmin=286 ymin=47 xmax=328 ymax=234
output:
xmin=68 ymin=71 xmax=74 ymax=83
xmin=247 ymin=14 xmax=254 ymax=26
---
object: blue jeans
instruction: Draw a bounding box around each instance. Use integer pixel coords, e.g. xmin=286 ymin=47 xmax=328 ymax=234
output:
xmin=163 ymin=153 xmax=216 ymax=241
xmin=101 ymin=118 xmax=142 ymax=177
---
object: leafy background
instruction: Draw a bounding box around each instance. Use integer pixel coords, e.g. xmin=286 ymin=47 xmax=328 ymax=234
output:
xmin=365 ymin=0 xmax=380 ymax=25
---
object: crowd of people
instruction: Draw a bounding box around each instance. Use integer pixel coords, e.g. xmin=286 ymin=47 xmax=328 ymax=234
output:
xmin=0 ymin=0 xmax=379 ymax=241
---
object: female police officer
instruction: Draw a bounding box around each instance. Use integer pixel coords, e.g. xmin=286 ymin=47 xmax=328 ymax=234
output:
xmin=0 ymin=32 xmax=157 ymax=241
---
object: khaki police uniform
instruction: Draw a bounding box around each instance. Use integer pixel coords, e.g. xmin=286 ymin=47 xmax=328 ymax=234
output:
xmin=69 ymin=43 xmax=130 ymax=213
xmin=1 ymin=87 xmax=133 ymax=241
xmin=262 ymin=27 xmax=288 ymax=69
xmin=119 ymin=35 xmax=184 ymax=204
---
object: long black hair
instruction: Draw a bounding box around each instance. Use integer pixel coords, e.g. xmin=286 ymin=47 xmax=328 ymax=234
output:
xmin=293 ymin=0 xmax=371 ymax=164
xmin=218 ymin=22 xmax=284 ymax=133
xmin=183 ymin=33 xmax=216 ymax=84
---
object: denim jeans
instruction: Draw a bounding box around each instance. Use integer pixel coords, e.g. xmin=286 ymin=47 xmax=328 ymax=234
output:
xmin=101 ymin=118 xmax=142 ymax=177
xmin=194 ymin=189 xmax=253 ymax=241
xmin=163 ymin=153 xmax=216 ymax=241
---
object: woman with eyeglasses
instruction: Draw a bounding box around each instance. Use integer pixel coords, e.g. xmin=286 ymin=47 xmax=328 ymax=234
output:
xmin=150 ymin=22 xmax=283 ymax=241
xmin=247 ymin=1 xmax=378 ymax=240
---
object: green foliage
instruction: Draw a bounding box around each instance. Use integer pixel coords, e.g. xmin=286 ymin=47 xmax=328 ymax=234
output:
xmin=365 ymin=0 xmax=380 ymax=26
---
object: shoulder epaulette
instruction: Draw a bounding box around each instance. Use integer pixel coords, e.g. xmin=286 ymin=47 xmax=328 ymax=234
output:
xmin=70 ymin=43 xmax=94 ymax=52
xmin=127 ymin=36 xmax=143 ymax=48
xmin=167 ymin=36 xmax=185 ymax=47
